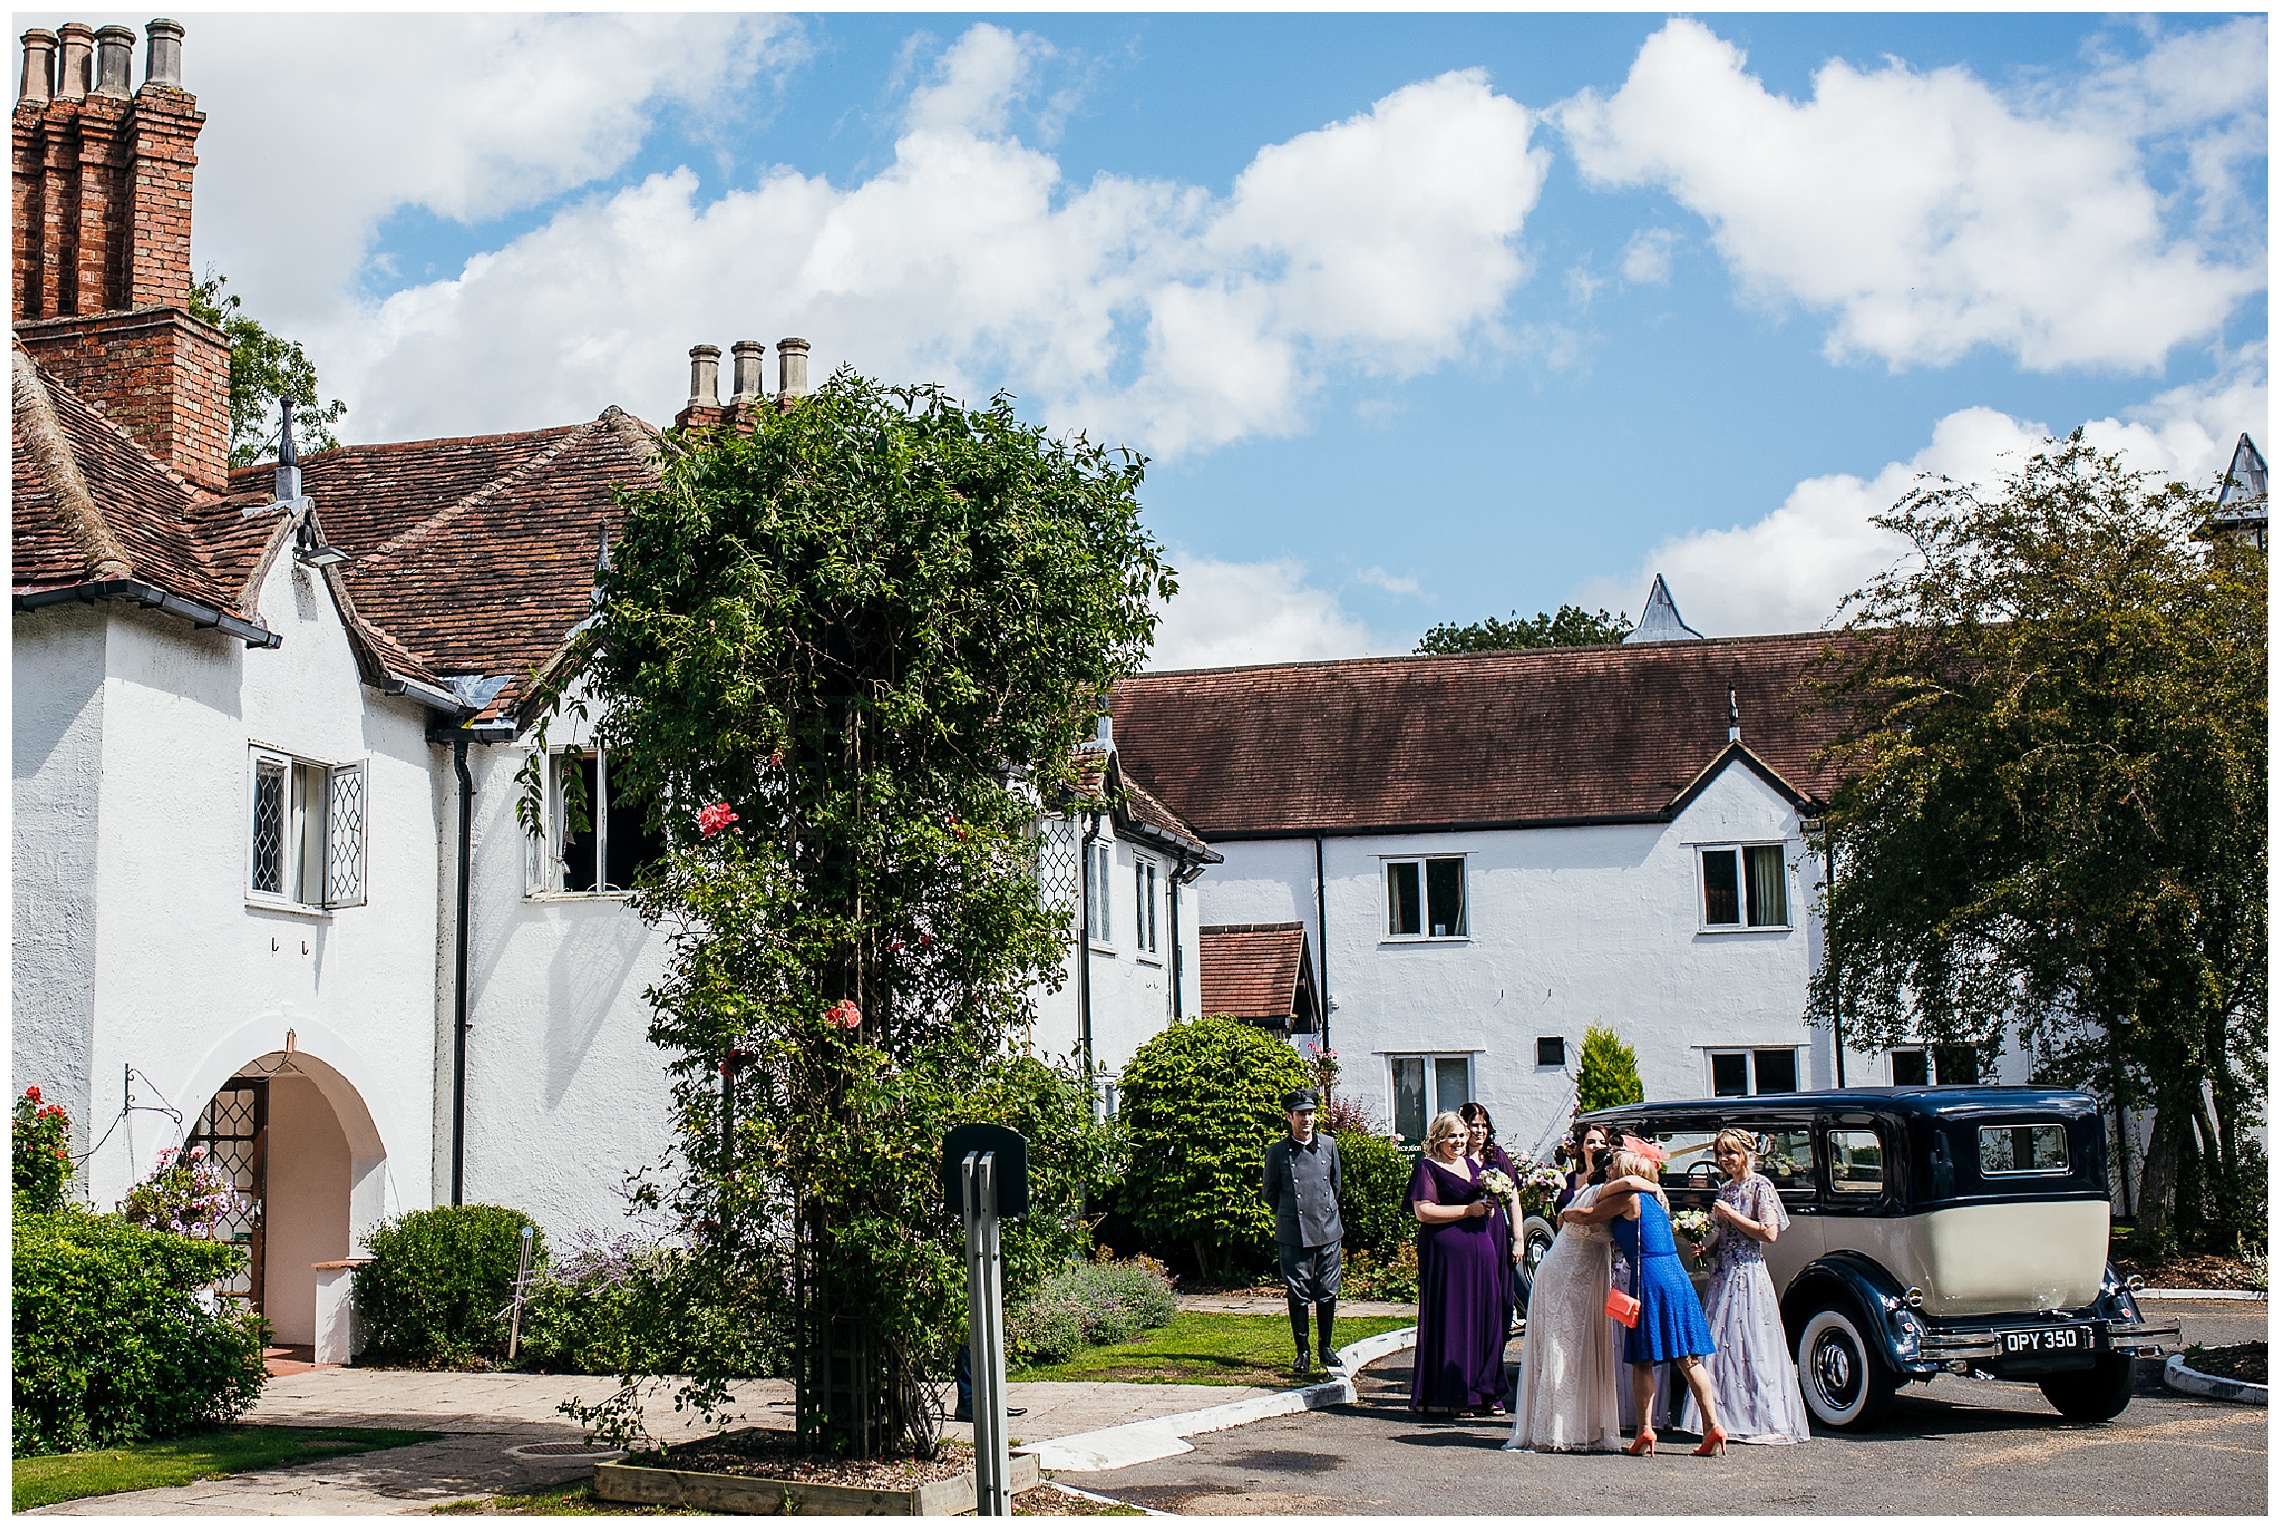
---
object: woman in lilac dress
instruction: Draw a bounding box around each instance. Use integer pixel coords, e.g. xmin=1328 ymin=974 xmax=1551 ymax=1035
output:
xmin=1405 ymin=1111 xmax=1507 ymax=1415
xmin=1679 ymin=1129 xmax=1813 ymax=1444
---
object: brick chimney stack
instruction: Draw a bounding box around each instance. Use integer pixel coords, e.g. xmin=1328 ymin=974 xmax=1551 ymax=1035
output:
xmin=13 ymin=18 xmax=231 ymax=492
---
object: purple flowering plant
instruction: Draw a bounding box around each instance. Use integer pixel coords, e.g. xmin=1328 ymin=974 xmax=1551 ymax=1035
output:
xmin=118 ymin=1143 xmax=250 ymax=1238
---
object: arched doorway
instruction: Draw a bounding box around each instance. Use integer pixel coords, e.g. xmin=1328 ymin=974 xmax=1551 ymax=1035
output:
xmin=187 ymin=1048 xmax=386 ymax=1351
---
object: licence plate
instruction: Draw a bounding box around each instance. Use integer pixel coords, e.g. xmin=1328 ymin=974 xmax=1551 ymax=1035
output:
xmin=2001 ymin=1326 xmax=2092 ymax=1356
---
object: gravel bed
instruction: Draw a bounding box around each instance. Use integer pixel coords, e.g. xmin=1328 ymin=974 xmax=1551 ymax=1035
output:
xmin=623 ymin=1431 xmax=969 ymax=1489
xmin=2184 ymin=1343 xmax=2267 ymax=1384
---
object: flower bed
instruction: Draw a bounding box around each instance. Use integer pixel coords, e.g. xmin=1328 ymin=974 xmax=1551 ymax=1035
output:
xmin=597 ymin=1430 xmax=1040 ymax=1515
xmin=2183 ymin=1343 xmax=2267 ymax=1385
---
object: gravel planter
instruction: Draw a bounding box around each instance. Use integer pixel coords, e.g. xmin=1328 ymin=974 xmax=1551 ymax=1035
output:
xmin=2165 ymin=1345 xmax=2269 ymax=1406
xmin=596 ymin=1430 xmax=1040 ymax=1514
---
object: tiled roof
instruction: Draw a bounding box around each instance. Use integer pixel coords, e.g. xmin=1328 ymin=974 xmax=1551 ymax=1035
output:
xmin=1199 ymin=922 xmax=1319 ymax=1030
xmin=11 ymin=340 xmax=255 ymax=611
xmin=1068 ymin=750 xmax=1214 ymax=857
xmin=1109 ymin=634 xmax=1855 ymax=839
xmin=231 ymin=408 xmax=663 ymax=712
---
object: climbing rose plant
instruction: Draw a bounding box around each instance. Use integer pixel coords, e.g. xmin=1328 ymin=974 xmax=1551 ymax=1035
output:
xmin=551 ymin=370 xmax=1168 ymax=1457
xmin=13 ymin=1087 xmax=73 ymax=1214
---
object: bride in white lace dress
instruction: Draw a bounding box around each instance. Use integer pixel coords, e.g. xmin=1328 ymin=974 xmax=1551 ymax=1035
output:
xmin=1504 ymin=1179 xmax=1629 ymax=1452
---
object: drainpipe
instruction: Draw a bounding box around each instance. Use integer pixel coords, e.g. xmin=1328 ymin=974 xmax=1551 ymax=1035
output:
xmin=1168 ymin=860 xmax=1183 ymax=1019
xmin=1076 ymin=812 xmax=1099 ymax=1097
xmin=451 ymin=738 xmax=473 ymax=1204
xmin=1822 ymin=828 xmax=1845 ymax=1089
xmin=1313 ymin=836 xmax=1331 ymax=1053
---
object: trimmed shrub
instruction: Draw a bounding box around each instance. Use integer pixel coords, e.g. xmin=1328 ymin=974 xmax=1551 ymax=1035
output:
xmin=1577 ymin=1024 xmax=1645 ymax=1112
xmin=1009 ymin=1256 xmax=1176 ymax=1363
xmin=1332 ymin=1129 xmax=1412 ymax=1261
xmin=513 ymin=1231 xmax=770 ymax=1378
xmin=1343 ymin=1241 xmax=1419 ymax=1303
xmin=1117 ymin=1015 xmax=1311 ymax=1280
xmin=354 ymin=1204 xmax=543 ymax=1368
xmin=13 ymin=1208 xmax=267 ymax=1456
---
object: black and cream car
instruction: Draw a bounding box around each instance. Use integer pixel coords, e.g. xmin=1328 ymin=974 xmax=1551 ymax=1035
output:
xmin=1572 ymin=1088 xmax=2181 ymax=1430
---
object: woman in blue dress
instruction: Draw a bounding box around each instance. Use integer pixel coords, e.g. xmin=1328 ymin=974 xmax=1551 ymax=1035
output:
xmin=1605 ymin=1141 xmax=1727 ymax=1456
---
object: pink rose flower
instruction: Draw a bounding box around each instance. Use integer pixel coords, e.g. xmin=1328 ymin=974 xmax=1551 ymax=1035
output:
xmin=697 ymin=802 xmax=739 ymax=837
xmin=825 ymin=999 xmax=862 ymax=1030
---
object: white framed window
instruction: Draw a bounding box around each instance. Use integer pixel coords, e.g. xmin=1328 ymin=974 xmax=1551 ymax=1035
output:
xmin=1697 ymin=843 xmax=1790 ymax=930
xmin=1133 ymin=857 xmax=1160 ymax=958
xmin=1083 ymin=838 xmax=1113 ymax=946
xmin=1705 ymin=1047 xmax=1800 ymax=1098
xmin=248 ymin=747 xmax=365 ymax=911
xmin=526 ymin=746 xmax=662 ymax=896
xmin=1388 ymin=1053 xmax=1473 ymax=1144
xmin=1385 ymin=855 xmax=1467 ymax=939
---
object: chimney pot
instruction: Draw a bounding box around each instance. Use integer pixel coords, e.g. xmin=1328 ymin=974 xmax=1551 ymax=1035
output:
xmin=728 ymin=340 xmax=766 ymax=406
xmin=92 ymin=24 xmax=133 ymax=98
xmin=776 ymin=337 xmax=810 ymax=399
xmin=686 ymin=344 xmax=721 ymax=409
xmin=18 ymin=29 xmax=56 ymax=105
xmin=142 ymin=19 xmax=183 ymax=91
xmin=55 ymin=23 xmax=92 ymax=101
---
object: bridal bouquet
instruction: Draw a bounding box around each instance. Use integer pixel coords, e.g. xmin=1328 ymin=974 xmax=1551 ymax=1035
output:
xmin=1670 ymin=1207 xmax=1716 ymax=1251
xmin=1479 ymin=1167 xmax=1517 ymax=1201
xmin=1519 ymin=1162 xmax=1567 ymax=1218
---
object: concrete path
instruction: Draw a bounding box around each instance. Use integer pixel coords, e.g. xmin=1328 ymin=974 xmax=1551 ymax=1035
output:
xmin=1177 ymin=1293 xmax=1415 ymax=1319
xmin=28 ymin=1369 xmax=1279 ymax=1516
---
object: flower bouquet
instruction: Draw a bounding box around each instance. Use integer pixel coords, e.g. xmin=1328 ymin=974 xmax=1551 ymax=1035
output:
xmin=1519 ymin=1162 xmax=1567 ymax=1219
xmin=1478 ymin=1166 xmax=1522 ymax=1223
xmin=1670 ymin=1207 xmax=1716 ymax=1254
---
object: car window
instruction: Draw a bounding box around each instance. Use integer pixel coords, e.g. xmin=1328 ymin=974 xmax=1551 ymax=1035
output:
xmin=1825 ymin=1128 xmax=1885 ymax=1194
xmin=1755 ymin=1128 xmax=1815 ymax=1192
xmin=1979 ymin=1122 xmax=2068 ymax=1176
xmin=1642 ymin=1127 xmax=1722 ymax=1190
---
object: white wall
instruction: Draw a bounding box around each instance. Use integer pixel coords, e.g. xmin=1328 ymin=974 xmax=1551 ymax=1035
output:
xmin=451 ymin=704 xmax=680 ymax=1242
xmin=263 ymin=1070 xmax=351 ymax=1346
xmin=1200 ymin=761 xmax=1873 ymax=1159
xmin=20 ymin=560 xmax=439 ymax=1237
xmin=12 ymin=603 xmax=108 ymax=1157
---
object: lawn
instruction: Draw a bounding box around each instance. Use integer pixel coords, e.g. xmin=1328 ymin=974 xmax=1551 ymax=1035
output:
xmin=13 ymin=1425 xmax=440 ymax=1511
xmin=1006 ymin=1312 xmax=1414 ymax=1387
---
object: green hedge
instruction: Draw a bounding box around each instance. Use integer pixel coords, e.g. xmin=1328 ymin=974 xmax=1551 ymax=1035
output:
xmin=12 ymin=1209 xmax=268 ymax=1457
xmin=1332 ymin=1128 xmax=1411 ymax=1261
xmin=1117 ymin=1015 xmax=1312 ymax=1280
xmin=353 ymin=1205 xmax=542 ymax=1368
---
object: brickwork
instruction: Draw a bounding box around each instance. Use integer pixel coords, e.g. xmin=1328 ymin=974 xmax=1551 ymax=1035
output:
xmin=17 ymin=309 xmax=232 ymax=491
xmin=13 ymin=24 xmax=218 ymax=487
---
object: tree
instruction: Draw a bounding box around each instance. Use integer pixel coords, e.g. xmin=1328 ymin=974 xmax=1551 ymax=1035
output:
xmin=1416 ymin=604 xmax=1632 ymax=654
xmin=562 ymin=370 xmax=1171 ymax=1458
xmin=1115 ymin=1015 xmax=1311 ymax=1280
xmin=1808 ymin=434 xmax=2266 ymax=1250
xmin=1576 ymin=1024 xmax=1644 ymax=1112
xmin=187 ymin=271 xmax=346 ymax=466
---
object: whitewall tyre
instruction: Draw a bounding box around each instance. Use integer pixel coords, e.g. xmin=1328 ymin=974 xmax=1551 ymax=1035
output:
xmin=1797 ymin=1305 xmax=1897 ymax=1432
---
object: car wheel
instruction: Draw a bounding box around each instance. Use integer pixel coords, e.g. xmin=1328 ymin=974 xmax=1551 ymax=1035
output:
xmin=2038 ymin=1355 xmax=2135 ymax=1422
xmin=1796 ymin=1304 xmax=1898 ymax=1432
xmin=1515 ymin=1216 xmax=1556 ymax=1316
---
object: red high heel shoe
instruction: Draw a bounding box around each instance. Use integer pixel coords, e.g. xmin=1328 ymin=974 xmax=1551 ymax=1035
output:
xmin=1691 ymin=1426 xmax=1729 ymax=1457
xmin=1626 ymin=1428 xmax=1657 ymax=1457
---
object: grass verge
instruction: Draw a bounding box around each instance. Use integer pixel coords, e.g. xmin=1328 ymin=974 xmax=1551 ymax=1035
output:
xmin=13 ymin=1425 xmax=440 ymax=1511
xmin=1007 ymin=1311 xmax=1412 ymax=1387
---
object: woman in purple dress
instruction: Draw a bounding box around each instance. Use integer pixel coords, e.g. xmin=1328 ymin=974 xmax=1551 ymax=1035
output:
xmin=1461 ymin=1102 xmax=1521 ymax=1337
xmin=1405 ymin=1111 xmax=1507 ymax=1415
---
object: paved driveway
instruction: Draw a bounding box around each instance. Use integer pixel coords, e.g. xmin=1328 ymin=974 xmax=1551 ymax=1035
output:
xmin=1083 ymin=1298 xmax=2268 ymax=1517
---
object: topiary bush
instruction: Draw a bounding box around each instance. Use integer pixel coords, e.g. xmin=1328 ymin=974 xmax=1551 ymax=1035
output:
xmin=13 ymin=1207 xmax=268 ymax=1456
xmin=1008 ymin=1255 xmax=1176 ymax=1363
xmin=1332 ymin=1128 xmax=1412 ymax=1261
xmin=1116 ymin=1014 xmax=1312 ymax=1280
xmin=1577 ymin=1023 xmax=1645 ymax=1112
xmin=354 ymin=1204 xmax=543 ymax=1368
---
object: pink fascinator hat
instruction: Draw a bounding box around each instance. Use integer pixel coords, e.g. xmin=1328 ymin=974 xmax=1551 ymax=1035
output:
xmin=1619 ymin=1134 xmax=1669 ymax=1166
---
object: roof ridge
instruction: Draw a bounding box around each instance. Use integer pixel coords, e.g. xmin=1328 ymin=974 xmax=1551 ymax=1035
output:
xmin=353 ymin=414 xmax=611 ymax=572
xmin=1126 ymin=630 xmax=1842 ymax=682
xmin=12 ymin=342 xmax=132 ymax=579
xmin=229 ymin=421 xmax=589 ymax=476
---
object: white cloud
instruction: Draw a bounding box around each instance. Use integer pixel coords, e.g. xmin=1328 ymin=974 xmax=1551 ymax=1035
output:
xmin=304 ymin=35 xmax=1547 ymax=454
xmin=1557 ymin=18 xmax=2264 ymax=373
xmin=1146 ymin=558 xmax=1390 ymax=671
xmin=1355 ymin=566 xmax=1425 ymax=599
xmin=1576 ymin=347 xmax=2270 ymax=637
xmin=1620 ymin=227 xmax=1675 ymax=286
xmin=140 ymin=13 xmax=802 ymax=332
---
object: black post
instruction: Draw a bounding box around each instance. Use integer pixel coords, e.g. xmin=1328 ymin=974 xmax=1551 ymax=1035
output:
xmin=1077 ymin=813 xmax=1098 ymax=1092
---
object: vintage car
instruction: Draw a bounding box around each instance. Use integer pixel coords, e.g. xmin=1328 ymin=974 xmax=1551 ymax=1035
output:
xmin=1556 ymin=1087 xmax=2182 ymax=1430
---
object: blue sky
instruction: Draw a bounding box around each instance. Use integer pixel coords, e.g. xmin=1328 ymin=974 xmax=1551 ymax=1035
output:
xmin=74 ymin=11 xmax=2268 ymax=665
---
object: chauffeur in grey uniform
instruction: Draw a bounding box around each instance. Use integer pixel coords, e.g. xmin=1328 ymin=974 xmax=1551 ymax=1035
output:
xmin=1262 ymin=1088 xmax=1345 ymax=1376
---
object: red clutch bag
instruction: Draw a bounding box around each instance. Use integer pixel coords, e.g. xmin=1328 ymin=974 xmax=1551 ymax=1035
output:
xmin=1604 ymin=1287 xmax=1642 ymax=1328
